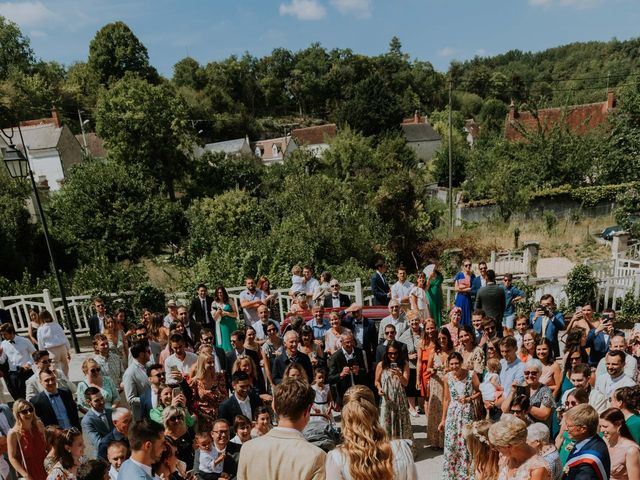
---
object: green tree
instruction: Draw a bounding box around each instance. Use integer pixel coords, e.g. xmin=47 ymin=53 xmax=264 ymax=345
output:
xmin=48 ymin=161 xmax=180 ymax=262
xmin=95 ymin=75 xmax=190 ymax=200
xmin=0 ymin=16 xmax=34 ymax=81
xmin=88 ymin=21 xmax=154 ymax=85
xmin=172 ymin=57 xmax=205 ymax=90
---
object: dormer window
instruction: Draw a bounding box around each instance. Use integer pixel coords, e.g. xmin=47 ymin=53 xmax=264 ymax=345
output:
xmin=254 ymin=146 xmax=262 ymax=157
xmin=272 ymin=144 xmax=279 ymax=157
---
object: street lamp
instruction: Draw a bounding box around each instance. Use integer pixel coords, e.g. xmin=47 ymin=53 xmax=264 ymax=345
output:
xmin=1 ymin=128 xmax=80 ymax=353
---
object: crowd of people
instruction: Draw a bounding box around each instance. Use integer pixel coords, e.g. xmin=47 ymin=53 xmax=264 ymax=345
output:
xmin=2 ymin=260 xmax=640 ymax=479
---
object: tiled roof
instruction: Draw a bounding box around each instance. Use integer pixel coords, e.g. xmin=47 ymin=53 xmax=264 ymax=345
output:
xmin=204 ymin=138 xmax=248 ymax=154
xmin=401 ymin=122 xmax=441 ymax=142
xmin=252 ymin=136 xmax=292 ymax=161
xmin=505 ymin=92 xmax=615 ymax=141
xmin=75 ymin=132 xmax=106 ymax=157
xmin=291 ymin=124 xmax=337 ymax=146
xmin=11 ymin=123 xmax=63 ymax=150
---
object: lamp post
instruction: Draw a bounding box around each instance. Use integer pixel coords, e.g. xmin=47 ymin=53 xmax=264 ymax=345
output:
xmin=1 ymin=126 xmax=80 ymax=353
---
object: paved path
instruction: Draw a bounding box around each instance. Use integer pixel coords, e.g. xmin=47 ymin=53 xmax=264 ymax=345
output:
xmin=537 ymin=257 xmax=575 ymax=279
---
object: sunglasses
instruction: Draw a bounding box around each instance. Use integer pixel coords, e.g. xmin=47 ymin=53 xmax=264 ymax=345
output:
xmin=388 ymin=351 xmax=398 ymax=356
xmin=267 ymin=329 xmax=277 ymax=333
xmin=19 ymin=407 xmax=34 ymax=415
xmin=201 ymin=336 xmax=213 ymax=342
xmin=385 ymin=331 xmax=395 ymax=335
xmin=463 ymin=264 xmax=471 ymax=267
xmin=212 ymin=430 xmax=229 ymax=435
xmin=89 ymin=368 xmax=101 ymax=374
xmin=168 ymin=415 xmax=183 ymax=422
xmin=524 ymin=371 xmax=538 ymax=376
xmin=510 ymin=409 xmax=523 ymax=414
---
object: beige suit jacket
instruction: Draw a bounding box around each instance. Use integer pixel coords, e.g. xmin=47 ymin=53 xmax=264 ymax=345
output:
xmin=237 ymin=427 xmax=326 ymax=480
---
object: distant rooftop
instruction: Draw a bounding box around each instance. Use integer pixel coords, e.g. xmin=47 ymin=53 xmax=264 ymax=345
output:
xmin=292 ymin=124 xmax=337 ymax=146
xmin=204 ymin=138 xmax=249 ymax=154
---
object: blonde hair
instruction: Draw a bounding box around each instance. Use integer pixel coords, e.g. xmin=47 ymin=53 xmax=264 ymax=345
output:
xmin=291 ymin=264 xmax=302 ymax=276
xmin=232 ymin=356 xmax=257 ymax=380
xmin=486 ymin=358 xmax=501 ymax=374
xmin=488 ymin=414 xmax=528 ymax=447
xmin=340 ymin=395 xmax=394 ymax=480
xmin=464 ymin=420 xmax=499 ymax=480
xmin=12 ymin=399 xmax=37 ymax=433
xmin=564 ymin=404 xmax=600 ymax=436
xmin=161 ymin=405 xmax=182 ymax=428
xmin=343 ymin=385 xmax=375 ymax=406
xmin=192 ymin=353 xmax=215 ymax=382
xmin=81 ymin=358 xmax=100 ymax=375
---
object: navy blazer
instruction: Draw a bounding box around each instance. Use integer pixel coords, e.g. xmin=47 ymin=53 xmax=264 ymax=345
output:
xmin=32 ymin=388 xmax=81 ymax=430
xmin=323 ymin=293 xmax=352 ymax=309
xmin=89 ymin=315 xmax=101 ymax=337
xmin=563 ymin=434 xmax=610 ymax=480
xmin=342 ymin=316 xmax=378 ymax=365
xmin=81 ymin=408 xmax=113 ymax=449
xmin=140 ymin=378 xmax=193 ymax=421
xmin=530 ymin=311 xmax=566 ymax=359
xmin=327 ymin=348 xmax=369 ymax=399
xmin=370 ymin=271 xmax=390 ymax=306
xmin=272 ymin=351 xmax=313 ymax=385
xmin=218 ymin=392 xmax=262 ymax=426
xmin=585 ymin=328 xmax=625 ymax=367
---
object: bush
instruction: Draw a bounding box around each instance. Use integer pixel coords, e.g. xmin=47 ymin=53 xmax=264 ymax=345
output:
xmin=565 ymin=264 xmax=598 ymax=310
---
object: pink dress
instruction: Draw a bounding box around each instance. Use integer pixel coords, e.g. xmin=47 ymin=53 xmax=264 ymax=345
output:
xmin=498 ymin=454 xmax=551 ymax=480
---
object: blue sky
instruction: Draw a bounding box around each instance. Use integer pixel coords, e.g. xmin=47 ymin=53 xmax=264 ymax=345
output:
xmin=0 ymin=0 xmax=638 ymax=77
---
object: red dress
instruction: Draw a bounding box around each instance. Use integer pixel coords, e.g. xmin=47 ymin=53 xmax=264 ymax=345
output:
xmin=419 ymin=343 xmax=435 ymax=397
xmin=18 ymin=425 xmax=47 ymax=480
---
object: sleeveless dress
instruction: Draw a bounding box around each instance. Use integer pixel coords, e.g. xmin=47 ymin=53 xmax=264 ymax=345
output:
xmin=427 ymin=354 xmax=446 ymax=449
xmin=213 ymin=302 xmax=235 ymax=352
xmin=454 ymin=272 xmax=475 ymax=327
xmin=497 ymin=454 xmax=551 ymax=480
xmin=426 ymin=272 xmax=444 ymax=327
xmin=419 ymin=343 xmax=435 ymax=397
xmin=18 ymin=425 xmax=48 ymax=480
xmin=379 ymin=368 xmax=414 ymax=443
xmin=442 ymin=371 xmax=474 ymax=480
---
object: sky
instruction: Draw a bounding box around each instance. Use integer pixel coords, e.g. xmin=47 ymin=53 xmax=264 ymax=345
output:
xmin=0 ymin=0 xmax=639 ymax=77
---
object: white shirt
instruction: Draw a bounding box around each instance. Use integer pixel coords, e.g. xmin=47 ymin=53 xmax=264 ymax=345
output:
xmin=164 ymin=352 xmax=198 ymax=374
xmin=109 ymin=466 xmax=118 ymax=480
xmin=595 ymin=353 xmax=637 ymax=381
xmin=37 ymin=322 xmax=70 ymax=350
xmin=331 ymin=296 xmax=341 ymax=308
xmin=561 ymin=387 xmax=608 ymax=414
xmin=595 ymin=372 xmax=636 ymax=398
xmin=0 ymin=336 xmax=35 ymax=371
xmin=252 ymin=319 xmax=281 ymax=341
xmin=391 ymin=280 xmax=414 ymax=303
xmin=236 ymin=394 xmax=252 ymax=419
xmin=304 ymin=278 xmax=320 ymax=296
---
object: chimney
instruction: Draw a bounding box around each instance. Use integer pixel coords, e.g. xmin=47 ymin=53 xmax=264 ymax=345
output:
xmin=606 ymin=90 xmax=616 ymax=111
xmin=413 ymin=110 xmax=420 ymax=124
xmin=508 ymin=100 xmax=516 ymax=121
xmin=51 ymin=108 xmax=61 ymax=128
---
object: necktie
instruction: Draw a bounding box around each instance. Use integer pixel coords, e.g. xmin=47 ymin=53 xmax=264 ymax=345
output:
xmin=541 ymin=315 xmax=549 ymax=336
xmin=48 ymin=392 xmax=60 ymax=398
xmin=202 ymin=299 xmax=207 ymax=321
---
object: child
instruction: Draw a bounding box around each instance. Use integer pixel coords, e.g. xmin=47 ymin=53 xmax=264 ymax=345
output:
xmin=480 ymin=358 xmax=503 ymax=418
xmin=251 ymin=406 xmax=272 ymax=438
xmin=513 ymin=315 xmax=529 ymax=350
xmin=310 ymin=367 xmax=333 ymax=424
xmin=195 ymin=431 xmax=219 ymax=480
xmin=231 ymin=415 xmax=252 ymax=444
xmin=289 ymin=265 xmax=305 ymax=298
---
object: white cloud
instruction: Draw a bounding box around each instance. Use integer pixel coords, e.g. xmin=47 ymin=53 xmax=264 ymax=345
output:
xmin=279 ymin=0 xmax=326 ymax=20
xmin=0 ymin=1 xmax=59 ymax=28
xmin=475 ymin=48 xmax=487 ymax=56
xmin=330 ymin=0 xmax=372 ymax=18
xmin=438 ymin=47 xmax=458 ymax=57
xmin=528 ymin=0 xmax=600 ymax=8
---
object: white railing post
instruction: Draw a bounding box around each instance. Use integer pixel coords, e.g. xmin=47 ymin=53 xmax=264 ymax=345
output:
xmin=490 ymin=251 xmax=496 ymax=271
xmin=42 ymin=289 xmax=57 ymax=319
xmin=635 ymin=276 xmax=640 ymax=300
xmin=355 ymin=278 xmax=363 ymax=305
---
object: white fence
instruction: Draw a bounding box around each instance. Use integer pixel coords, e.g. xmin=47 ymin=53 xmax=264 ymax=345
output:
xmin=490 ymin=250 xmax=527 ymax=276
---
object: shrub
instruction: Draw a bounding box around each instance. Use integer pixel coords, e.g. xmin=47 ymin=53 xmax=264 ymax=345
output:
xmin=565 ymin=264 xmax=598 ymax=310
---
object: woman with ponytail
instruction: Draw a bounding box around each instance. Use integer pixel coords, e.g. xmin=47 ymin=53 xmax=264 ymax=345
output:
xmin=325 ymin=385 xmax=417 ymax=480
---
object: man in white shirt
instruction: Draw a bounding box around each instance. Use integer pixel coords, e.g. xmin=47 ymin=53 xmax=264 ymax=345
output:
xmin=219 ymin=371 xmax=261 ymax=426
xmin=594 ymin=350 xmax=636 ymax=399
xmin=163 ymin=334 xmax=197 ymax=382
xmin=377 ymin=300 xmax=408 ymax=342
xmin=560 ymin=363 xmax=608 ymax=413
xmin=25 ymin=350 xmax=75 ymax=400
xmin=252 ymin=305 xmax=280 ymax=344
xmin=163 ymin=300 xmax=179 ymax=329
xmin=0 ymin=323 xmax=35 ymax=400
xmin=594 ymin=335 xmax=637 ymax=381
xmin=303 ymin=265 xmax=320 ymax=307
xmin=390 ymin=266 xmax=414 ymax=306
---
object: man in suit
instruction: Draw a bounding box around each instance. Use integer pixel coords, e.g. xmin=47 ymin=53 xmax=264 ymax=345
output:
xmin=585 ymin=309 xmax=625 ymax=367
xmin=323 ymin=279 xmax=352 ymax=309
xmin=189 ymin=283 xmax=214 ymax=329
xmin=272 ymin=331 xmax=313 ymax=385
xmin=177 ymin=306 xmax=201 ymax=348
xmin=226 ymin=330 xmax=264 ymax=388
xmin=370 ymin=259 xmax=390 ymax=306
xmin=475 ymin=270 xmax=506 ymax=337
xmin=563 ymin=404 xmax=610 ymax=480
xmin=26 ymin=350 xmax=76 ymax=400
xmin=470 ymin=261 xmax=488 ymax=303
xmin=89 ymin=297 xmax=107 ymax=337
xmin=218 ymin=371 xmax=262 ymax=430
xmin=117 ymin=418 xmax=165 ymax=480
xmin=375 ymin=324 xmax=408 ymax=363
xmin=123 ymin=340 xmax=152 ymax=421
xmin=81 ymin=387 xmax=114 ymax=451
xmin=327 ymin=331 xmax=368 ymax=404
xmin=129 ymin=324 xmax=162 ymax=365
xmin=31 ymin=369 xmax=81 ymax=429
xmin=238 ymin=378 xmax=326 ymax=480
xmin=205 ymin=419 xmax=241 ymax=479
xmin=98 ymin=408 xmax=131 ymax=460
xmin=342 ymin=304 xmax=377 ymax=368
xmin=530 ymin=294 xmax=565 ymax=359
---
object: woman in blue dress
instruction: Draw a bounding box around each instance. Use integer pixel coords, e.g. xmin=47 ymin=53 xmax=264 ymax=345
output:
xmin=212 ymin=285 xmax=239 ymax=352
xmin=454 ymin=259 xmax=475 ymax=327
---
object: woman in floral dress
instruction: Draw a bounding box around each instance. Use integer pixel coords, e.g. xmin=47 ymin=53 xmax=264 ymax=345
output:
xmin=189 ymin=353 xmax=228 ymax=430
xmin=439 ymin=351 xmax=481 ymax=480
xmin=375 ymin=340 xmax=414 ymax=443
xmin=426 ymin=327 xmax=454 ymax=449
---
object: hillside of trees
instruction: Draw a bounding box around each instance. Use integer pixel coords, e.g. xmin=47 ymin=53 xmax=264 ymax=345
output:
xmin=1 ymin=17 xmax=640 ymax=296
